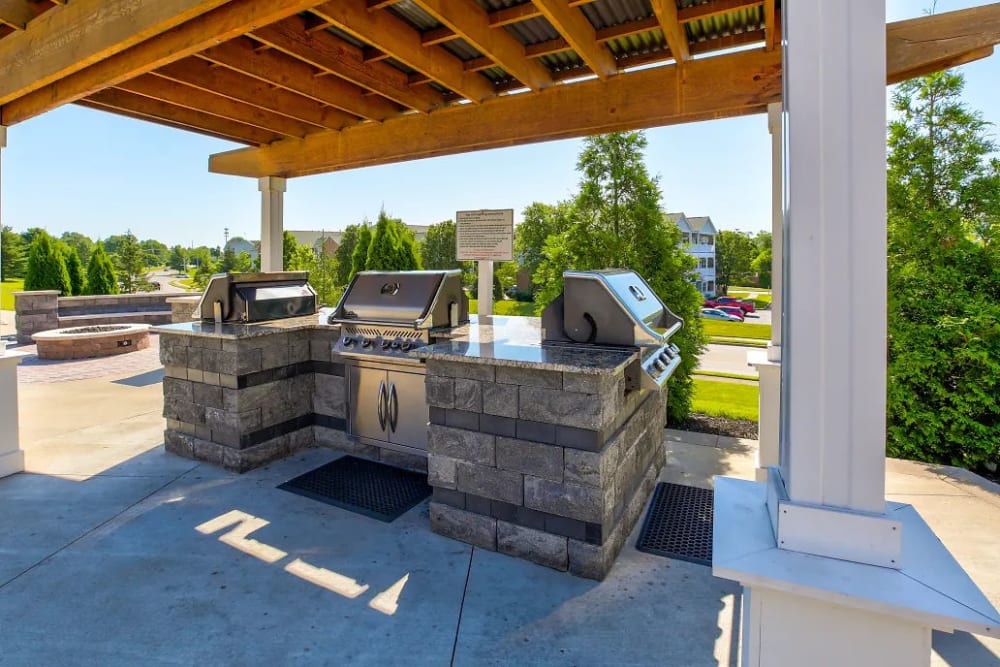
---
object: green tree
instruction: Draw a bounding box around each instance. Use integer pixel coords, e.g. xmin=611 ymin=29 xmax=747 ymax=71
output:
xmin=534 ymin=131 xmax=706 ymax=420
xmin=306 ymin=252 xmax=344 ymax=307
xmin=515 ymin=202 xmax=574 ymax=274
xmin=714 ymin=230 xmax=756 ymax=294
xmin=335 ymin=225 xmax=360 ymax=285
xmin=886 ymin=70 xmax=1000 ymax=471
xmin=366 ymin=211 xmax=421 ymax=271
xmin=24 ymin=232 xmax=71 ymax=294
xmin=282 ymin=231 xmax=300 ymax=270
xmin=60 ymin=232 xmax=95 ymax=266
xmin=352 ymin=224 xmax=372 ymax=277
xmin=113 ymin=232 xmax=149 ymax=293
xmin=19 ymin=228 xmax=46 ymax=247
xmin=751 ymin=231 xmax=773 ymax=288
xmin=64 ymin=246 xmax=85 ymax=295
xmin=1 ymin=226 xmax=27 ymax=280
xmin=168 ymin=245 xmax=188 ymax=272
xmin=421 ymin=220 xmax=462 ymax=270
xmin=84 ymin=243 xmax=119 ymax=295
xmin=140 ymin=239 xmax=169 ymax=267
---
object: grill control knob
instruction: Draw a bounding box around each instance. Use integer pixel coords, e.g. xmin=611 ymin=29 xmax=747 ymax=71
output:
xmin=361 ymin=337 xmax=372 ymax=348
xmin=390 ymin=340 xmax=401 ymax=349
xmin=400 ymin=341 xmax=411 ymax=352
xmin=343 ymin=336 xmax=355 ymax=347
xmin=380 ymin=340 xmax=391 ymax=350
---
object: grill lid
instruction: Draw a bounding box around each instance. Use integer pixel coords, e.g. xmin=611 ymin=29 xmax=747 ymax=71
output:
xmin=542 ymin=269 xmax=683 ymax=348
xmin=197 ymin=272 xmax=317 ymax=323
xmin=329 ymin=270 xmax=468 ymax=329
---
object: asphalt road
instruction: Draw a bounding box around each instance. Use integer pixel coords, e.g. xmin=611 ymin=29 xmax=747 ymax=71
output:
xmin=148 ymin=269 xmax=189 ymax=294
xmin=697 ymin=343 xmax=760 ymax=377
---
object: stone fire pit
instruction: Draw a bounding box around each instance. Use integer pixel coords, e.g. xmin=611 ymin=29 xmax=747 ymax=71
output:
xmin=32 ymin=324 xmax=151 ymax=360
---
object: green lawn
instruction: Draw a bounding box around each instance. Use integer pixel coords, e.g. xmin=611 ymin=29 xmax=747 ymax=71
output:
xmin=1 ymin=278 xmax=24 ymax=310
xmin=468 ymin=298 xmax=544 ymax=317
xmin=728 ymin=291 xmax=773 ymax=308
xmin=692 ymin=379 xmax=760 ymax=421
xmin=702 ymin=319 xmax=771 ymax=340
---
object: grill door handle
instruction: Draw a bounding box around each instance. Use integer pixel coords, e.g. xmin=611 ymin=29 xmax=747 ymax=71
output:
xmin=388 ymin=383 xmax=399 ymax=432
xmin=377 ymin=379 xmax=387 ymax=431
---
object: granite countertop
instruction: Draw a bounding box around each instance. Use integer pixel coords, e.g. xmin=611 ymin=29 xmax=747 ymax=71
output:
xmin=414 ymin=315 xmax=636 ymax=375
xmin=153 ymin=313 xmax=336 ymax=339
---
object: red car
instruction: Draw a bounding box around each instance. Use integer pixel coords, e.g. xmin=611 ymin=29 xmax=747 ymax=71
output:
xmin=710 ymin=296 xmax=755 ymax=313
xmin=716 ymin=305 xmax=745 ymax=321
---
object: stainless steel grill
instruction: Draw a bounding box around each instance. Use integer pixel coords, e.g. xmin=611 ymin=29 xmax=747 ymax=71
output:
xmin=327 ymin=270 xmax=469 ymax=455
xmin=541 ymin=269 xmax=684 ymax=391
xmin=196 ymin=272 xmax=317 ymax=323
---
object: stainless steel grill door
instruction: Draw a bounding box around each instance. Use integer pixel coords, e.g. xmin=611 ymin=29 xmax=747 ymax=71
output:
xmin=385 ymin=369 xmax=429 ymax=451
xmin=348 ymin=366 xmax=388 ymax=442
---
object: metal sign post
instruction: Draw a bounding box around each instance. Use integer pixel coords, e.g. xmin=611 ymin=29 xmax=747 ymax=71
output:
xmin=456 ymin=209 xmax=514 ymax=318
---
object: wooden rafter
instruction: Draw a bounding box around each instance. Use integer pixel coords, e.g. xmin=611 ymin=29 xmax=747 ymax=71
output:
xmin=0 ymin=0 xmax=232 ymax=106
xmin=209 ymin=48 xmax=782 ymax=178
xmin=1 ymin=0 xmax=333 ymax=125
xmin=421 ymin=26 xmax=459 ymax=46
xmin=83 ymin=89 xmax=281 ymax=145
xmin=0 ymin=0 xmax=34 ymax=30
xmin=117 ymin=74 xmax=316 ymax=138
xmin=531 ymin=0 xmax=616 ymax=78
xmin=411 ymin=0 xmax=553 ymax=91
xmin=763 ymin=0 xmax=778 ymax=51
xmin=650 ymin=0 xmax=690 ymax=62
xmin=310 ymin=0 xmax=495 ymax=102
xmin=198 ymin=38 xmax=399 ymax=122
xmin=523 ymin=16 xmax=663 ymax=61
xmin=487 ymin=0 xmax=596 ymax=28
xmin=252 ymin=15 xmax=443 ymax=112
xmin=886 ymin=3 xmax=1000 ymax=84
xmin=678 ymin=0 xmax=764 ymax=23
xmin=154 ymin=58 xmax=355 ymax=130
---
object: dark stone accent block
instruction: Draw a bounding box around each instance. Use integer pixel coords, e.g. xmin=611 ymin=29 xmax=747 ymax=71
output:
xmin=515 ymin=419 xmax=556 ymax=445
xmin=429 ymin=406 xmax=447 ymax=425
xmin=544 ymin=514 xmax=587 ymax=541
xmin=432 ymin=487 xmax=466 ymax=509
xmin=479 ymin=414 xmax=516 ymax=437
xmin=313 ymin=414 xmax=347 ymax=430
xmin=556 ymin=425 xmax=604 ymax=452
xmin=465 ymin=493 xmax=492 ymax=516
xmin=445 ymin=409 xmax=480 ymax=431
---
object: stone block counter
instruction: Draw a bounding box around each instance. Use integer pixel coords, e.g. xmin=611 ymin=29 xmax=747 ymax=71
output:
xmin=154 ymin=314 xmax=667 ymax=579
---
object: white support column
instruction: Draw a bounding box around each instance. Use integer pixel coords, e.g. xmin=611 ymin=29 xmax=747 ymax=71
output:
xmin=749 ymin=102 xmax=784 ymax=481
xmin=781 ymin=0 xmax=887 ymax=515
xmin=258 ymin=176 xmax=286 ymax=272
xmin=0 ymin=126 xmax=25 ymax=479
xmin=477 ymin=260 xmax=493 ymax=318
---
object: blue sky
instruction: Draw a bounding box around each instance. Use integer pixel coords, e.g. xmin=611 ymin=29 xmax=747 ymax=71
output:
xmin=2 ymin=0 xmax=997 ymax=248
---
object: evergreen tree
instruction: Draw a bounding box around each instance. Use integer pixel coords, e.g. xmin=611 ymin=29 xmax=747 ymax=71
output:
xmin=84 ymin=243 xmax=119 ymax=295
xmin=1 ymin=226 xmax=27 ymax=280
xmin=335 ymin=225 xmax=360 ymax=285
xmin=60 ymin=232 xmax=95 ymax=266
xmin=217 ymin=246 xmax=239 ymax=273
xmin=421 ymin=220 xmax=461 ymax=270
xmin=534 ymin=131 xmax=706 ymax=420
xmin=24 ymin=231 xmax=71 ymax=294
xmin=283 ymin=231 xmax=299 ymax=270
xmin=351 ymin=224 xmax=372 ymax=277
xmin=886 ymin=70 xmax=1000 ymax=471
xmin=365 ymin=213 xmax=400 ymax=271
xmin=64 ymin=246 xmax=85 ymax=296
xmin=113 ymin=232 xmax=148 ymax=293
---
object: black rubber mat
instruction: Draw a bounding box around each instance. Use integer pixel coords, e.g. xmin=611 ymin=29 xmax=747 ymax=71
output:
xmin=279 ymin=456 xmax=431 ymax=522
xmin=636 ymin=482 xmax=714 ymax=566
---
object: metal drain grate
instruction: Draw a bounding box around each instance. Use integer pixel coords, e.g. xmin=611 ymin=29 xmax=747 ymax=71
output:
xmin=279 ymin=456 xmax=431 ymax=522
xmin=636 ymin=482 xmax=714 ymax=565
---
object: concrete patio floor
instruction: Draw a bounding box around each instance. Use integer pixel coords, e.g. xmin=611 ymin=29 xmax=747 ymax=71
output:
xmin=1 ymin=367 xmax=997 ymax=665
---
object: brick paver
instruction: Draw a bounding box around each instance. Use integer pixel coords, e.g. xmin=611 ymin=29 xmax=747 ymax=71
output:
xmin=11 ymin=333 xmax=163 ymax=384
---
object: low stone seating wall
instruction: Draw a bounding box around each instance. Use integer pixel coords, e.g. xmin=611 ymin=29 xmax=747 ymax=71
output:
xmin=14 ymin=291 xmax=178 ymax=344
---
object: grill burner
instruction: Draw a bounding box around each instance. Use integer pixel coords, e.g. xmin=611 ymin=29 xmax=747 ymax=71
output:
xmin=542 ymin=269 xmax=684 ymax=391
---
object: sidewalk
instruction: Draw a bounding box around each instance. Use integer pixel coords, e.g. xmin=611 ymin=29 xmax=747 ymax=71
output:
xmin=0 ymin=369 xmax=996 ymax=665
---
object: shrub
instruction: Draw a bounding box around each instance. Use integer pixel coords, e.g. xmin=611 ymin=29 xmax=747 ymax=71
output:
xmin=24 ymin=232 xmax=71 ymax=294
xmin=84 ymin=243 xmax=119 ymax=295
xmin=64 ymin=246 xmax=85 ymax=295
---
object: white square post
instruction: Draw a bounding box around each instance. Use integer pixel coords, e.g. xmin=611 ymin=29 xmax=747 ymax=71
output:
xmin=258 ymin=176 xmax=286 ymax=272
xmin=0 ymin=125 xmax=26 ymax=478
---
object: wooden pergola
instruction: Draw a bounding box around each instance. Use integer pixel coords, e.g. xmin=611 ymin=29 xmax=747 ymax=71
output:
xmin=1 ymin=0 xmax=999 ymax=179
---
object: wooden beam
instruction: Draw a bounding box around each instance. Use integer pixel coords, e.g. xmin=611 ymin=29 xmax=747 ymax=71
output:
xmin=0 ymin=1 xmax=34 ymax=30
xmin=678 ymin=0 xmax=764 ymax=24
xmin=486 ymin=0 xmax=596 ymax=28
xmin=366 ymin=0 xmax=399 ymax=9
xmin=531 ymin=0 xmax=616 ymax=78
xmin=83 ymin=88 xmax=281 ymax=145
xmin=117 ymin=74 xmax=317 ymax=138
xmin=252 ymin=16 xmax=444 ymax=112
xmin=198 ymin=38 xmax=399 ymax=122
xmin=525 ymin=38 xmax=570 ymax=59
xmin=412 ymin=0 xmax=553 ymax=91
xmin=209 ymin=48 xmax=782 ymax=178
xmin=421 ymin=26 xmax=459 ymax=46
xmin=596 ymin=17 xmax=661 ymax=43
xmin=650 ymin=0 xmax=690 ymax=62
xmin=0 ymin=0 xmax=232 ymax=106
xmin=154 ymin=58 xmax=355 ymax=130
xmin=463 ymin=56 xmax=495 ymax=72
xmin=886 ymin=3 xmax=1000 ymax=85
xmin=1 ymin=0 xmax=332 ymax=125
xmin=311 ymin=0 xmax=495 ymax=102
xmin=689 ymin=29 xmax=765 ymax=56
xmin=763 ymin=0 xmax=778 ymax=51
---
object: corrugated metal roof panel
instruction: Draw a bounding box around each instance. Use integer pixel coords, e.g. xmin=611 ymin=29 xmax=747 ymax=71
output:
xmin=540 ymin=50 xmax=585 ymax=71
xmin=502 ymin=15 xmax=561 ymax=45
xmin=686 ymin=5 xmax=765 ymax=43
xmin=580 ymin=0 xmax=652 ymax=31
xmin=387 ymin=0 xmax=443 ymax=31
xmin=324 ymin=25 xmax=367 ymax=49
xmin=475 ymin=0 xmax=532 ymax=11
xmin=605 ymin=30 xmax=667 ymax=59
xmin=440 ymin=38 xmax=483 ymax=61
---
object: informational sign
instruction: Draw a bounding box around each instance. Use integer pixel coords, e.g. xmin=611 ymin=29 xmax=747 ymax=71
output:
xmin=456 ymin=209 xmax=514 ymax=261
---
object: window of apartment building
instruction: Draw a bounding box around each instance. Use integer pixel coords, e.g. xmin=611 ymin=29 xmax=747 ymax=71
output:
xmin=681 ymin=233 xmax=690 ymax=244
xmin=696 ymin=281 xmax=703 ymax=291
xmin=701 ymin=234 xmax=714 ymax=245
xmin=708 ymin=281 xmax=715 ymax=293
xmin=698 ymin=258 xmax=707 ymax=268
xmin=707 ymin=257 xmax=714 ymax=268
